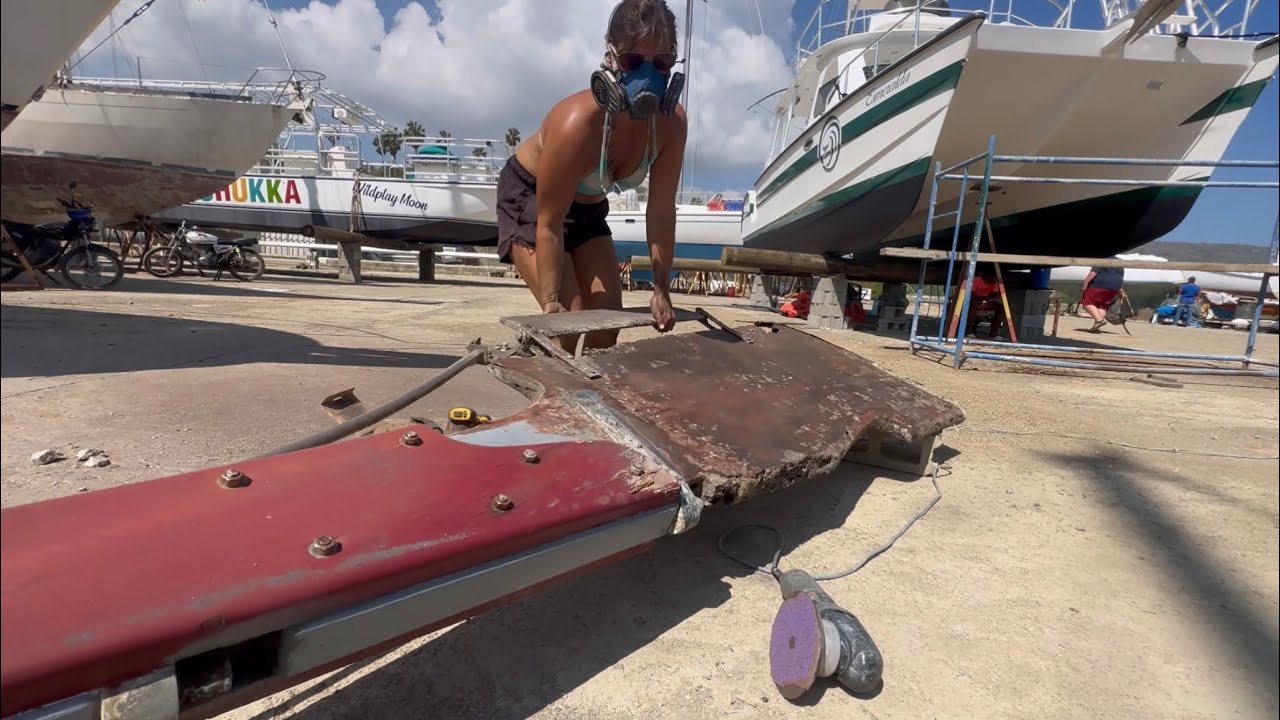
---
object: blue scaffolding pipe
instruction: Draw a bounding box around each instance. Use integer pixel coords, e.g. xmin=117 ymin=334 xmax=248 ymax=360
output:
xmin=960 ymin=351 xmax=1279 ymax=378
xmin=939 ymin=175 xmax=1279 ymax=189
xmin=988 ymin=156 xmax=1279 ymax=168
xmin=908 ymin=134 xmax=1280 ymax=378
xmin=917 ymin=338 xmax=1280 ymax=368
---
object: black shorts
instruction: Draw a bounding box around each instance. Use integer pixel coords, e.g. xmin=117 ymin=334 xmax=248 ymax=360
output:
xmin=495 ymin=155 xmax=612 ymax=264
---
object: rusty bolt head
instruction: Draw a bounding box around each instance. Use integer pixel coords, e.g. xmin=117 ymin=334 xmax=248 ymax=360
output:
xmin=521 ymin=448 xmax=539 ymax=463
xmin=308 ymin=535 xmax=342 ymax=558
xmin=401 ymin=431 xmax=424 ymax=447
xmin=218 ymin=469 xmax=250 ymax=488
xmin=491 ymin=494 xmax=515 ymax=512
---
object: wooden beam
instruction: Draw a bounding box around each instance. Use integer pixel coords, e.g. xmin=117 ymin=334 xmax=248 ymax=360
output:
xmin=880 ymin=247 xmax=1279 ymax=274
xmin=721 ymin=247 xmax=928 ymax=283
xmin=627 ymin=256 xmax=763 ymax=274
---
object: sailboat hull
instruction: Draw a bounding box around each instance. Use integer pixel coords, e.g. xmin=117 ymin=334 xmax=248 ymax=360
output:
xmin=740 ymin=14 xmax=985 ymax=255
xmin=879 ymin=24 xmax=1279 ymax=261
xmin=0 ymin=0 xmax=121 ymax=131
xmin=1 ymin=86 xmax=297 ymax=226
xmin=153 ymin=174 xmax=501 ymax=245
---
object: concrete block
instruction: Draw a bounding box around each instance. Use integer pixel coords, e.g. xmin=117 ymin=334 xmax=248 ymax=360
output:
xmin=846 ymin=428 xmax=938 ymax=477
xmin=748 ymin=275 xmax=776 ymax=308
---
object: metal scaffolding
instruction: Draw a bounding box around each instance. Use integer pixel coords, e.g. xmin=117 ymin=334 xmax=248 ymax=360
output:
xmin=905 ymin=135 xmax=1280 ymax=378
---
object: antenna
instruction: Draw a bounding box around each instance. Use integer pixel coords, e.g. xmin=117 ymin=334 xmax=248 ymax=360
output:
xmin=261 ymin=0 xmax=296 ymax=71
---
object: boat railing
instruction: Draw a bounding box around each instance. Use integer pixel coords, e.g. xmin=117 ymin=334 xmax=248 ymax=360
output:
xmin=64 ymin=67 xmax=327 ymax=107
xmin=400 ymin=136 xmax=512 ymax=182
xmin=795 ymin=0 xmax=1261 ymax=64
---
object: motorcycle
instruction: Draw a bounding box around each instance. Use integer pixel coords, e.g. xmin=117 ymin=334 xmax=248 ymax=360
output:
xmin=141 ymin=221 xmax=265 ymax=281
xmin=0 ymin=193 xmax=124 ymax=290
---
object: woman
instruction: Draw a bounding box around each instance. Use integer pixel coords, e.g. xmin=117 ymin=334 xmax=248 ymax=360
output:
xmin=496 ymin=0 xmax=686 ymax=351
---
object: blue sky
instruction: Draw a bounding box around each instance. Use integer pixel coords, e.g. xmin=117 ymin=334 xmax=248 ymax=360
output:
xmin=274 ymin=0 xmax=1276 ymax=246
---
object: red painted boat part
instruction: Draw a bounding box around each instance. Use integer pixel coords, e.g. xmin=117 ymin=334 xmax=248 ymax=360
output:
xmin=0 ymin=426 xmax=678 ymax=718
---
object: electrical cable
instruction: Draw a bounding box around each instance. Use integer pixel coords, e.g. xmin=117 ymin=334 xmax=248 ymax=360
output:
xmin=718 ymin=463 xmax=947 ymax=582
xmin=254 ymin=347 xmax=486 ymax=459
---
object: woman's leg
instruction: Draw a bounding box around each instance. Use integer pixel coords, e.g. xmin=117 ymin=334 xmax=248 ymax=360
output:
xmin=508 ymin=242 xmax=585 ymax=352
xmin=568 ymin=235 xmax=624 ymax=349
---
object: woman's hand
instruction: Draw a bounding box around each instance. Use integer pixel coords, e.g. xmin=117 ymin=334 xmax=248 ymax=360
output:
xmin=650 ymin=290 xmax=676 ymax=332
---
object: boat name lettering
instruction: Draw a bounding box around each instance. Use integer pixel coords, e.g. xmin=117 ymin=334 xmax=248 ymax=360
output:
xmin=360 ymin=184 xmax=429 ymax=212
xmin=866 ymin=71 xmax=911 ymax=107
xmin=203 ymin=178 xmax=302 ymax=205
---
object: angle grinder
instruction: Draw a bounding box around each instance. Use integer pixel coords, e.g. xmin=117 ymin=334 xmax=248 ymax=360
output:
xmin=769 ymin=569 xmax=883 ymax=700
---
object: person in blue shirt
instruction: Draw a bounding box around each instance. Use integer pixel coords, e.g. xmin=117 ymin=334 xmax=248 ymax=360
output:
xmin=1171 ymin=276 xmax=1201 ymax=327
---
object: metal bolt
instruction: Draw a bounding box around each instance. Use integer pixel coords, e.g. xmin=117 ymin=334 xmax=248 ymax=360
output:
xmin=218 ymin=469 xmax=250 ymax=488
xmin=401 ymin=431 xmax=423 ymax=447
xmin=308 ymin=535 xmax=342 ymax=558
xmin=491 ymin=494 xmax=515 ymax=512
xmin=522 ymin=448 xmax=539 ymax=463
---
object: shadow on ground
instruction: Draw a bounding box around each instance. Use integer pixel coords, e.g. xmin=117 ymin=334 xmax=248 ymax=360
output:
xmin=1047 ymin=448 xmax=1280 ymax=712
xmin=244 ymin=461 xmax=919 ymax=720
xmin=1 ymin=304 xmax=458 ymax=378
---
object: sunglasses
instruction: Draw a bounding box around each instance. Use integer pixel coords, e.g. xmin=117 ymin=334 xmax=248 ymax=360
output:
xmin=614 ymin=49 xmax=679 ymax=74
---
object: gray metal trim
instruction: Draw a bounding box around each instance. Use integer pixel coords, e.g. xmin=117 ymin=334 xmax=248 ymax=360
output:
xmin=277 ymin=506 xmax=677 ymax=676
xmin=6 ymin=694 xmax=98 ymax=720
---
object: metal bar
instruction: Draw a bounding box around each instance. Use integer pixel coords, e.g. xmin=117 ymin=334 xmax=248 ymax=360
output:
xmin=953 ymin=338 xmax=1280 ymax=366
xmin=988 ymin=155 xmax=1279 ymax=168
xmin=963 ymin=351 xmax=1279 ymax=377
xmin=939 ymin=175 xmax=1278 ymax=189
xmin=953 ymin=134 xmax=998 ymax=368
xmin=937 ymin=151 xmax=991 ymax=177
xmin=1245 ymin=216 xmax=1279 ymax=366
xmin=278 ymin=506 xmax=678 ymax=676
xmin=937 ymin=165 xmax=970 ymax=343
xmin=880 ymin=248 xmax=1280 ymax=274
xmin=910 ymin=338 xmax=959 ymax=356
xmin=911 ymin=161 xmax=944 ymax=348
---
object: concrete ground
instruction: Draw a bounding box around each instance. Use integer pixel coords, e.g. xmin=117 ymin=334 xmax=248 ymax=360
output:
xmin=2 ymin=272 xmax=1278 ymax=720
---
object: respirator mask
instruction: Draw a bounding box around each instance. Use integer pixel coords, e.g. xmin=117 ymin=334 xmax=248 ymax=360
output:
xmin=590 ymin=42 xmax=685 ymax=119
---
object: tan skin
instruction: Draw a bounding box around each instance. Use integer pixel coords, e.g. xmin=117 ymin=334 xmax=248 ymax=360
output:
xmin=509 ymin=33 xmax=687 ymax=352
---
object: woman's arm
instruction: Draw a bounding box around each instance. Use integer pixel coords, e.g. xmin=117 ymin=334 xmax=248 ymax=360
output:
xmin=533 ymin=103 xmax=596 ymax=312
xmin=645 ymin=106 xmax=688 ymax=329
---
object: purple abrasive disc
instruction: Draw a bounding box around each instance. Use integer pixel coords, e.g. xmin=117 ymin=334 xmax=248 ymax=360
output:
xmin=770 ymin=594 xmax=821 ymax=700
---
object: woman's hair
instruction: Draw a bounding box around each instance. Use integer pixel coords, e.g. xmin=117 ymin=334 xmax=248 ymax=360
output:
xmin=607 ymin=0 xmax=678 ymax=53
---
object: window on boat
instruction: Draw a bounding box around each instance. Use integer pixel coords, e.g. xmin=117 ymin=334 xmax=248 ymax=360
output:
xmin=817 ymin=76 xmax=842 ymax=113
xmin=863 ymin=63 xmax=895 ymax=81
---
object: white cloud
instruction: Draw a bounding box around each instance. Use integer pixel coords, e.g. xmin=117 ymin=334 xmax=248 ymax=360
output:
xmin=70 ymin=0 xmax=798 ymax=190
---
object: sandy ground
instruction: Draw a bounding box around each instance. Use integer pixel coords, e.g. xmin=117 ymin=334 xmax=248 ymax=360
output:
xmin=2 ymin=272 xmax=1278 ymax=720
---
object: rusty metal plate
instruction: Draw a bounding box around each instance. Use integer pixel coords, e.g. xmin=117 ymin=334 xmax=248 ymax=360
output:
xmin=491 ymin=324 xmax=966 ymax=504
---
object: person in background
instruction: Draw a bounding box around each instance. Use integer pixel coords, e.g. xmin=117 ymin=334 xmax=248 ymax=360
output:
xmin=1171 ymin=275 xmax=1201 ymax=327
xmin=1080 ymin=263 xmax=1125 ymax=333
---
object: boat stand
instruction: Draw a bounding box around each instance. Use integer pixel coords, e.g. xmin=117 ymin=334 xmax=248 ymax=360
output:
xmin=900 ymin=135 xmax=1280 ymax=378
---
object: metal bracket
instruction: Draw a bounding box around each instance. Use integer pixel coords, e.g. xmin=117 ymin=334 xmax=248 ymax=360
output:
xmin=567 ymin=389 xmax=704 ymax=534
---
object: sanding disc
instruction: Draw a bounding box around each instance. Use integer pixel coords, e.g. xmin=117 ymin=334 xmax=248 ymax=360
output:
xmin=769 ymin=594 xmax=821 ymax=700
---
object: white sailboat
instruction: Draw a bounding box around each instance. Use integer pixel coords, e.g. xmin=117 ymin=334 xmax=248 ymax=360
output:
xmin=0 ymin=0 xmax=122 ymax=130
xmin=1 ymin=72 xmax=311 ymax=227
xmin=152 ymin=85 xmax=506 ymax=246
xmin=741 ymin=0 xmax=1278 ymax=267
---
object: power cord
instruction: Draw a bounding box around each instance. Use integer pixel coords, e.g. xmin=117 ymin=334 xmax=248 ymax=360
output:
xmin=718 ymin=463 xmax=947 ymax=582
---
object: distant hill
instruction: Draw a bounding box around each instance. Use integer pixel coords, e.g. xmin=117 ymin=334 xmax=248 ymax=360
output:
xmin=1131 ymin=240 xmax=1272 ymax=264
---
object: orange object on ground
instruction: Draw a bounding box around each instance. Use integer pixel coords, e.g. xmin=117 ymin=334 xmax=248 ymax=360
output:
xmin=780 ymin=290 xmax=811 ymax=319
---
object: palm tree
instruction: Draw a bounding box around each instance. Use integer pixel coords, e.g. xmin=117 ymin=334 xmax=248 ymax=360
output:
xmin=438 ymin=129 xmax=452 ymax=139
xmin=472 ymin=146 xmax=488 ymax=157
xmin=504 ymin=127 xmax=521 ymax=150
xmin=373 ymin=129 xmax=403 ymax=176
xmin=403 ymin=120 xmax=426 ymax=153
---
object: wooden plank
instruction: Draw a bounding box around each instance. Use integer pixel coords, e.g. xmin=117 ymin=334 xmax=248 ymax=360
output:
xmin=880 ymin=247 xmax=1279 ymax=274
xmin=627 ymin=256 xmax=764 ymax=274
xmin=721 ymin=247 xmax=926 ymax=283
xmin=500 ymin=307 xmax=704 ymax=337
